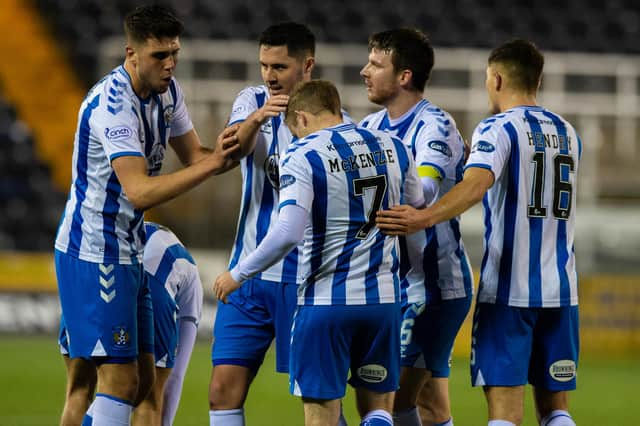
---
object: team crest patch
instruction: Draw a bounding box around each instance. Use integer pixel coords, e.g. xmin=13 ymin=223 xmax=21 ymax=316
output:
xmin=264 ymin=154 xmax=280 ymax=190
xmin=357 ymin=364 xmax=388 ymax=383
xmin=112 ymin=326 xmax=131 ymax=348
xmin=549 ymin=360 xmax=576 ymax=382
xmin=163 ymin=105 xmax=174 ymax=127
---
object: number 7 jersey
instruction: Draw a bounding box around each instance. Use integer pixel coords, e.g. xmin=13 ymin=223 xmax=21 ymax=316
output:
xmin=279 ymin=123 xmax=424 ymax=306
xmin=466 ymin=106 xmax=582 ymax=308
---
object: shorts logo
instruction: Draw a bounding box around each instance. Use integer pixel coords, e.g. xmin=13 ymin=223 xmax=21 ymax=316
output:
xmin=105 ymin=125 xmax=132 ymax=141
xmin=279 ymin=174 xmax=296 ymax=190
xmin=549 ymin=359 xmax=576 ymax=382
xmin=357 ymin=364 xmax=388 ymax=383
xmin=112 ymin=326 xmax=130 ymax=348
xmin=474 ymin=140 xmax=495 ymax=153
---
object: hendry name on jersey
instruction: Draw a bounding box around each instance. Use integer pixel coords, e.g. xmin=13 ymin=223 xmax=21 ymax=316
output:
xmin=327 ymin=149 xmax=396 ymax=173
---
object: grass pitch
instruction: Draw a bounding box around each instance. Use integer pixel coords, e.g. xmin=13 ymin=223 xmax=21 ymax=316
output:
xmin=0 ymin=335 xmax=637 ymax=425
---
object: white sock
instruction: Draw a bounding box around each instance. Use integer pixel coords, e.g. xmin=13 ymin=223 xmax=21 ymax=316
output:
xmin=540 ymin=410 xmax=576 ymax=426
xmin=488 ymin=421 xmax=516 ymax=426
xmin=209 ymin=408 xmax=245 ymax=426
xmin=91 ymin=393 xmax=132 ymax=426
xmin=81 ymin=401 xmax=95 ymax=425
xmin=435 ymin=418 xmax=454 ymax=426
xmin=361 ymin=409 xmax=393 ymax=426
xmin=338 ymin=404 xmax=348 ymax=426
xmin=393 ymin=407 xmax=421 ymax=426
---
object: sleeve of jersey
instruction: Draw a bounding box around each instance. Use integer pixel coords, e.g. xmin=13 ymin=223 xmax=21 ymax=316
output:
xmin=465 ymin=121 xmax=511 ymax=182
xmin=413 ymin=124 xmax=452 ymax=182
xmin=227 ymin=87 xmax=259 ymax=126
xmin=168 ymin=79 xmax=194 ymax=138
xmin=278 ymin=150 xmax=314 ymax=212
xmin=230 ymin=204 xmax=308 ymax=283
xmin=175 ymin=261 xmax=203 ymax=325
xmin=95 ymin=96 xmax=144 ymax=162
xmin=401 ymin=144 xmax=427 ymax=208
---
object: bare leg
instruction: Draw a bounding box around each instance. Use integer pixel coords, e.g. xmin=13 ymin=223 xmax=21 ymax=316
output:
xmin=133 ymin=367 xmax=171 ymax=426
xmin=484 ymin=386 xmax=525 ymax=426
xmin=60 ymin=356 xmax=97 ymax=426
xmin=208 ymin=364 xmax=255 ymax=409
xmin=302 ymin=397 xmax=341 ymax=426
xmin=417 ymin=377 xmax=451 ymax=425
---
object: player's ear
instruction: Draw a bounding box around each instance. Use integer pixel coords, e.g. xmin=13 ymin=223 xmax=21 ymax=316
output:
xmin=295 ymin=110 xmax=308 ymax=129
xmin=303 ymin=56 xmax=315 ymax=76
xmin=398 ymin=69 xmax=413 ymax=89
xmin=494 ymin=72 xmax=503 ymax=92
xmin=125 ymin=45 xmax=137 ymax=65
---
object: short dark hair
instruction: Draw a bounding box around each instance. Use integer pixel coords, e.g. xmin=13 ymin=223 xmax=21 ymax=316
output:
xmin=488 ymin=39 xmax=544 ymax=93
xmin=124 ymin=5 xmax=184 ymax=44
xmin=259 ymin=22 xmax=315 ymax=59
xmin=285 ymin=80 xmax=341 ymax=127
xmin=368 ymin=28 xmax=434 ymax=92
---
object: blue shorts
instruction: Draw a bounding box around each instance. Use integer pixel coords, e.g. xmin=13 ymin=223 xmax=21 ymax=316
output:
xmin=212 ymin=278 xmax=298 ymax=373
xmin=289 ymin=303 xmax=401 ymax=400
xmin=470 ymin=303 xmax=579 ymax=391
xmin=56 ymin=250 xmax=151 ymax=361
xmin=148 ymin=274 xmax=178 ymax=368
xmin=401 ymin=295 xmax=472 ymax=377
xmin=58 ymin=268 xmax=154 ymax=361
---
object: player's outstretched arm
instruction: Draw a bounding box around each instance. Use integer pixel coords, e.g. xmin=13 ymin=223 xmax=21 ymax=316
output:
xmin=213 ymin=203 xmax=307 ymax=302
xmin=233 ymin=94 xmax=290 ymax=159
xmin=168 ymin=125 xmax=239 ymax=167
xmin=112 ymin=129 xmax=239 ymax=211
xmin=376 ymin=167 xmax=494 ymax=235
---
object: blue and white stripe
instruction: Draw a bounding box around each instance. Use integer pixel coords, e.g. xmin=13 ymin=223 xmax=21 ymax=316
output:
xmin=467 ymin=106 xmax=580 ymax=307
xmin=361 ymin=99 xmax=473 ymax=305
xmin=55 ymin=66 xmax=193 ymax=265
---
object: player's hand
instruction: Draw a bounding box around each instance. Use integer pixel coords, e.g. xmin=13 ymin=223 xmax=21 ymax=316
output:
xmin=256 ymin=95 xmax=289 ymax=122
xmin=213 ymin=271 xmax=241 ymax=304
xmin=376 ymin=204 xmax=426 ymax=236
xmin=210 ymin=125 xmax=240 ymax=174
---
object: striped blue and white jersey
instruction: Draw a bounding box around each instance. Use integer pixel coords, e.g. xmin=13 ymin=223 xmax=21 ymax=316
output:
xmin=227 ymin=85 xmax=306 ymax=284
xmin=55 ymin=66 xmax=193 ymax=264
xmin=279 ymin=123 xmax=424 ymax=306
xmin=466 ymin=105 xmax=581 ymax=308
xmin=144 ymin=222 xmax=202 ymax=325
xmin=361 ymin=99 xmax=473 ymax=305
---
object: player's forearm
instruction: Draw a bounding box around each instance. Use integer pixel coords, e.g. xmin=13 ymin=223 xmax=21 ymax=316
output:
xmin=234 ymin=111 xmax=267 ymax=158
xmin=420 ymin=178 xmax=485 ymax=228
xmin=126 ymin=160 xmax=217 ymax=210
xmin=162 ymin=320 xmax=197 ymax=426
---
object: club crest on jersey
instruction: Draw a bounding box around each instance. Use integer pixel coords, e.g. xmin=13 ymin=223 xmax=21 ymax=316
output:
xmin=112 ymin=326 xmax=130 ymax=348
xmin=147 ymin=144 xmax=166 ymax=174
xmin=260 ymin=121 xmax=272 ymax=135
xmin=163 ymin=105 xmax=174 ymax=127
xmin=264 ymin=153 xmax=280 ymax=190
xmin=105 ymin=125 xmax=132 ymax=141
xmin=357 ymin=364 xmax=388 ymax=383
xmin=428 ymin=140 xmax=452 ymax=157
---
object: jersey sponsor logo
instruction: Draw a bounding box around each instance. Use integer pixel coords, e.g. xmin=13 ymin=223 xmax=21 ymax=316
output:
xmin=427 ymin=140 xmax=452 ymax=157
xmin=357 ymin=364 xmax=388 ymax=383
xmin=474 ymin=140 xmax=496 ymax=153
xmin=279 ymin=174 xmax=296 ymax=189
xmin=549 ymin=359 xmax=576 ymax=382
xmin=112 ymin=326 xmax=131 ymax=348
xmin=105 ymin=125 xmax=132 ymax=141
xmin=264 ymin=153 xmax=280 ymax=190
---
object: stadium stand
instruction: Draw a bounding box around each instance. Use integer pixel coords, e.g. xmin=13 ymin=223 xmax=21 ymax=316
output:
xmin=35 ymin=0 xmax=640 ymax=88
xmin=0 ymin=93 xmax=66 ymax=251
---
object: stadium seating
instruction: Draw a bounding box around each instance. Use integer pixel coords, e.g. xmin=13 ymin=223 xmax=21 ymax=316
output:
xmin=35 ymin=0 xmax=639 ymax=87
xmin=0 ymin=94 xmax=66 ymax=251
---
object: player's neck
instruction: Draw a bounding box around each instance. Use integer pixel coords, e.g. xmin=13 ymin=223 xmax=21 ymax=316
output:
xmin=123 ymin=61 xmax=151 ymax=100
xmin=300 ymin=113 xmax=343 ymax=137
xmin=385 ymin=91 xmax=423 ymax=120
xmin=499 ymin=92 xmax=538 ymax=112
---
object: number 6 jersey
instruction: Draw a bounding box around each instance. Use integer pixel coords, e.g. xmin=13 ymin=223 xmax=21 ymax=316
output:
xmin=466 ymin=105 xmax=582 ymax=308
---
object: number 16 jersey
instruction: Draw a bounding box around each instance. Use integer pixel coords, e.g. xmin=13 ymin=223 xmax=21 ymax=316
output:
xmin=466 ymin=106 xmax=582 ymax=308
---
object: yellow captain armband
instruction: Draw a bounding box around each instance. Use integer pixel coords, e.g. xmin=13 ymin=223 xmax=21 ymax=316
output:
xmin=417 ymin=165 xmax=442 ymax=181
